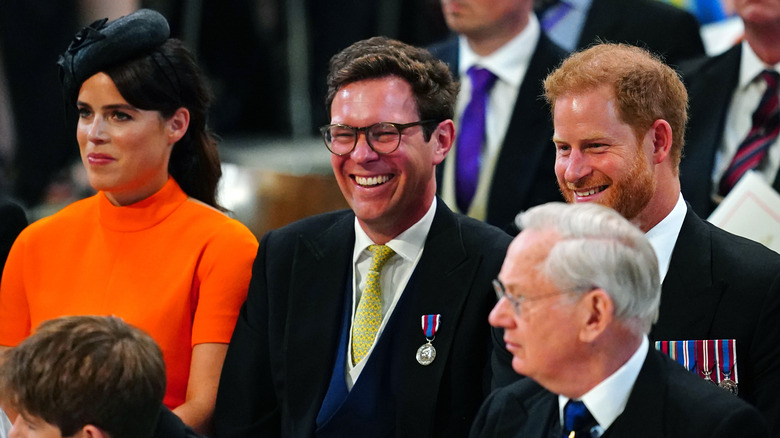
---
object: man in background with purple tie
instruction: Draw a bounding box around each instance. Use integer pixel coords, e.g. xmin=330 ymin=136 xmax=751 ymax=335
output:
xmin=428 ymin=0 xmax=566 ymax=233
xmin=498 ymin=42 xmax=780 ymax=434
xmin=471 ymin=202 xmax=767 ymax=438
xmin=680 ymin=0 xmax=780 ymax=218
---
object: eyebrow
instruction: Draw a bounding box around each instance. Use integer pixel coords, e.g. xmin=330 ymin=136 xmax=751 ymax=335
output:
xmin=76 ymin=101 xmax=138 ymax=112
xmin=552 ymin=133 xmax=612 ymax=144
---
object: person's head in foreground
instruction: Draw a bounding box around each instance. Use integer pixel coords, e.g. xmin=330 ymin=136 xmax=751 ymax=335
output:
xmin=0 ymin=315 xmax=165 ymax=438
xmin=543 ymin=43 xmax=688 ymax=232
xmin=489 ymin=201 xmax=660 ymax=398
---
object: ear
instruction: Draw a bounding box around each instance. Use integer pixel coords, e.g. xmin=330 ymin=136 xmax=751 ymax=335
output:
xmin=166 ymin=107 xmax=190 ymax=145
xmin=578 ymin=288 xmax=614 ymax=343
xmin=80 ymin=424 xmax=109 ymax=438
xmin=647 ymin=119 xmax=672 ymax=165
xmin=431 ymin=119 xmax=455 ymax=165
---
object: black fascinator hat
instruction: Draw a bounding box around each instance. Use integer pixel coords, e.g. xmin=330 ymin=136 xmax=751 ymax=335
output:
xmin=57 ymin=8 xmax=170 ymax=104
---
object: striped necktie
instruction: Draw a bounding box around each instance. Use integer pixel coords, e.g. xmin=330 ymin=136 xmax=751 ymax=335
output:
xmin=352 ymin=244 xmax=395 ymax=365
xmin=719 ymin=70 xmax=780 ymax=196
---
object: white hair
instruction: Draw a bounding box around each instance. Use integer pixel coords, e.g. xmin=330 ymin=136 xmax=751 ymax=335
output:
xmin=515 ymin=202 xmax=661 ymax=334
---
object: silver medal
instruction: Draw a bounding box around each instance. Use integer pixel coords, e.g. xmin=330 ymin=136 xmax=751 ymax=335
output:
xmin=416 ymin=341 xmax=436 ymax=366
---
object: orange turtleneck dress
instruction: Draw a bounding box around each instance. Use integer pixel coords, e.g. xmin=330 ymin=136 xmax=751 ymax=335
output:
xmin=0 ymin=178 xmax=258 ymax=408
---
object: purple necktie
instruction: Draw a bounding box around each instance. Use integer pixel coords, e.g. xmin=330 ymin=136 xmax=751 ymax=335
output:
xmin=456 ymin=66 xmax=497 ymax=213
xmin=719 ymin=70 xmax=780 ymax=196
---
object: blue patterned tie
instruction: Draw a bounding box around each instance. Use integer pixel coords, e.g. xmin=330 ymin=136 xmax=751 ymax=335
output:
xmin=352 ymin=244 xmax=395 ymax=365
xmin=563 ymin=400 xmax=596 ymax=438
xmin=456 ymin=66 xmax=498 ymax=213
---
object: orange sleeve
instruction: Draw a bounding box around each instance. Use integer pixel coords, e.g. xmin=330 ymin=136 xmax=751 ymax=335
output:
xmin=0 ymin=231 xmax=32 ymax=346
xmin=191 ymin=218 xmax=258 ymax=347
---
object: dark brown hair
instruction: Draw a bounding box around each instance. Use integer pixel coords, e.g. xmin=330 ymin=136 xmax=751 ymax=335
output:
xmin=104 ymin=38 xmax=223 ymax=208
xmin=325 ymin=36 xmax=459 ymax=140
xmin=0 ymin=316 xmax=166 ymax=438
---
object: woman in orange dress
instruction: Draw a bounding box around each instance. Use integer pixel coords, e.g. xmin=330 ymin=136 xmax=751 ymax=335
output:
xmin=0 ymin=9 xmax=258 ymax=433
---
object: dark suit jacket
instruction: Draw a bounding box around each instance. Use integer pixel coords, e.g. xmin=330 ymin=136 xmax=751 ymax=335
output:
xmin=0 ymin=198 xmax=27 ymax=278
xmin=152 ymin=406 xmax=203 ymax=438
xmin=576 ymin=0 xmax=705 ymax=66
xmin=471 ymin=348 xmax=768 ymax=437
xmin=490 ymin=206 xmax=780 ymax=434
xmin=651 ymin=207 xmax=780 ymax=435
xmin=214 ymin=200 xmax=512 ymax=438
xmin=678 ymin=44 xmax=763 ymax=218
xmin=428 ymin=33 xmax=566 ymax=233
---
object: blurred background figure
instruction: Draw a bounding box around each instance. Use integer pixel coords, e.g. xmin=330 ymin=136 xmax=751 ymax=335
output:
xmin=535 ymin=0 xmax=705 ymax=66
xmin=429 ymin=0 xmax=566 ymax=232
xmin=680 ymin=0 xmax=780 ymax=218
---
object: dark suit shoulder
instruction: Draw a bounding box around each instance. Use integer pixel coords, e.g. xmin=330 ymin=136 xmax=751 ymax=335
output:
xmin=451 ymin=210 xmax=513 ymax=252
xmin=262 ymin=209 xmax=354 ymax=241
xmin=701 ymin=215 xmax=780 ymax=276
xmin=427 ymin=35 xmax=459 ymax=75
xmin=470 ymin=378 xmax=551 ymax=438
xmin=581 ymin=0 xmax=704 ymax=65
xmin=652 ymin=352 xmax=769 ymax=436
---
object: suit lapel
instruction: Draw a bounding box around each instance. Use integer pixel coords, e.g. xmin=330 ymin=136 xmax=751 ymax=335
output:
xmin=606 ymin=350 xmax=667 ymax=437
xmin=285 ymin=213 xmax=356 ymax=426
xmin=392 ymin=201 xmax=486 ymax=431
xmin=679 ymin=45 xmax=741 ymax=216
xmin=651 ymin=208 xmax=725 ymax=341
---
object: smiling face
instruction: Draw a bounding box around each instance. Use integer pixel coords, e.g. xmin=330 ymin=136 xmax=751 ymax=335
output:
xmin=553 ymin=86 xmax=656 ymax=223
xmin=76 ymin=72 xmax=188 ymax=206
xmin=329 ymin=76 xmax=450 ymax=242
xmin=488 ymin=229 xmax=583 ymax=382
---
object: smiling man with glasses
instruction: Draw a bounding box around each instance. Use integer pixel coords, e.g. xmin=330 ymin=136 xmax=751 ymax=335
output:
xmin=472 ymin=202 xmax=767 ymax=438
xmin=216 ymin=36 xmax=512 ymax=438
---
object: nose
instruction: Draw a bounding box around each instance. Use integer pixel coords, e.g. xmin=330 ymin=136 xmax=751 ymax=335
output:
xmin=488 ymin=297 xmax=517 ymax=329
xmin=349 ymin=131 xmax=380 ymax=163
xmin=86 ymin=116 xmax=109 ymax=144
xmin=561 ymin=149 xmax=592 ymax=183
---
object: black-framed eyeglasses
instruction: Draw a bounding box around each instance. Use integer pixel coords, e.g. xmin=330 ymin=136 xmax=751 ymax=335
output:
xmin=492 ymin=278 xmax=569 ymax=315
xmin=320 ymin=120 xmax=437 ymax=156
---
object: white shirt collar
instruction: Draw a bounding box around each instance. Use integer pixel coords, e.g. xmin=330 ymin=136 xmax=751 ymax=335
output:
xmin=457 ymin=12 xmax=540 ymax=88
xmin=739 ymin=40 xmax=780 ymax=89
xmin=559 ymin=336 xmax=649 ymax=432
xmin=644 ymin=193 xmax=687 ymax=282
xmin=353 ymin=197 xmax=436 ymax=263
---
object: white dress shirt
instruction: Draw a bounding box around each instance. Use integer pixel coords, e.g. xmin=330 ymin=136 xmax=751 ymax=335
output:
xmin=715 ymin=41 xmax=780 ymax=196
xmin=441 ymin=12 xmax=540 ymax=221
xmin=558 ymin=336 xmax=649 ymax=435
xmin=645 ymin=193 xmax=687 ymax=282
xmin=346 ymin=198 xmax=436 ymax=389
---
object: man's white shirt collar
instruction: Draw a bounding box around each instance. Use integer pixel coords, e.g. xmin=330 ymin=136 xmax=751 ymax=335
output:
xmin=559 ymin=336 xmax=649 ymax=433
xmin=457 ymin=12 xmax=540 ymax=88
xmin=740 ymin=40 xmax=780 ymax=89
xmin=645 ymin=193 xmax=686 ymax=282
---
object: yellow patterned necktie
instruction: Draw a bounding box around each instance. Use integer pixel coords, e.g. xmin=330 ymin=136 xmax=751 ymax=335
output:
xmin=352 ymin=244 xmax=395 ymax=365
